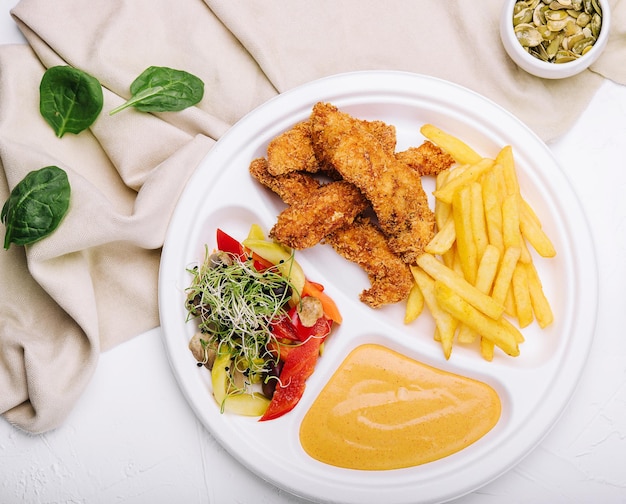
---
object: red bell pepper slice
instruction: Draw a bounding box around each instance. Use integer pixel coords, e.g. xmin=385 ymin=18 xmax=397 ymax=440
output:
xmin=271 ymin=303 xmax=333 ymax=345
xmin=292 ymin=309 xmax=333 ymax=343
xmin=216 ymin=228 xmax=273 ymax=271
xmin=269 ymin=314 xmax=300 ymax=342
xmin=216 ymin=228 xmax=247 ymax=260
xmin=268 ymin=308 xmax=332 ymax=358
xmin=259 ymin=335 xmax=323 ymax=421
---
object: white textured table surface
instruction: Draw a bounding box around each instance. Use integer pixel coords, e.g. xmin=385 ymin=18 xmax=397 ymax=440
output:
xmin=2 ymin=1 xmax=625 ymax=502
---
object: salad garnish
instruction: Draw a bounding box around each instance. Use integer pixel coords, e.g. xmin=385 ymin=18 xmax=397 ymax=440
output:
xmin=185 ymin=225 xmax=340 ymax=420
xmin=186 ymin=248 xmax=291 ymax=380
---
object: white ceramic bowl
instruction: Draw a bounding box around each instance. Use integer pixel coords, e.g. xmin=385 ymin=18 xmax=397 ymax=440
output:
xmin=500 ymin=0 xmax=610 ymax=79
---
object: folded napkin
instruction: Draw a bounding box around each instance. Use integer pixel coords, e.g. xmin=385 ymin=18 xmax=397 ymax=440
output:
xmin=1 ymin=0 xmax=624 ymax=433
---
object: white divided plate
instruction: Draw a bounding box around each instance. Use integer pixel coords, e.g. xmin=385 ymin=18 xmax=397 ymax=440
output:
xmin=158 ymin=71 xmax=598 ymax=504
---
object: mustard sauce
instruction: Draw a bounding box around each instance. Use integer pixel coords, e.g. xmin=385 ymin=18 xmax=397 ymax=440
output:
xmin=299 ymin=344 xmax=501 ymax=470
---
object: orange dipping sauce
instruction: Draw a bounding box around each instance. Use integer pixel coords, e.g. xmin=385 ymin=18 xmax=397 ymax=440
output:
xmin=299 ymin=344 xmax=501 ymax=470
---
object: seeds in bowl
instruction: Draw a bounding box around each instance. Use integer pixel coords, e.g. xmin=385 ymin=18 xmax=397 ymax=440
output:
xmin=512 ymin=0 xmax=603 ymax=64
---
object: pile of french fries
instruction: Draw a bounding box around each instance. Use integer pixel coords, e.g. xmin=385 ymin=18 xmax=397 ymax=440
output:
xmin=405 ymin=124 xmax=555 ymax=361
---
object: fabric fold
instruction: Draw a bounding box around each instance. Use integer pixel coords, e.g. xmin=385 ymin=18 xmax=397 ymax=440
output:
xmin=205 ymin=0 xmax=625 ymax=141
xmin=0 ymin=43 xmax=218 ymax=433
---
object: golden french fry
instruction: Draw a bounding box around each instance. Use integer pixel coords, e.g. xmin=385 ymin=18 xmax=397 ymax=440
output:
xmin=470 ymin=181 xmax=489 ymax=260
xmin=524 ymin=261 xmax=554 ymax=328
xmin=491 ymin=246 xmax=521 ymax=306
xmin=425 ymin=217 xmax=456 ymax=255
xmin=496 ymin=145 xmax=519 ymax=197
xmin=410 ymin=266 xmax=457 ymax=359
xmin=475 ymin=244 xmax=501 ymax=293
xmin=415 ymin=253 xmax=504 ymax=320
xmin=458 ymin=245 xmax=501 ymax=344
xmin=420 ymin=124 xmax=483 ymax=165
xmin=501 ymin=316 xmax=525 ymax=343
xmin=438 ymin=325 xmax=456 ymax=361
xmin=502 ymin=193 xmax=521 ymax=249
xmin=404 ymin=282 xmax=425 ymax=324
xmin=482 ymin=168 xmax=504 ymax=252
xmin=433 ymin=158 xmax=495 ymax=205
xmin=520 ymin=236 xmax=533 ymax=264
xmin=504 ymin=286 xmax=517 ymax=319
xmin=520 ymin=203 xmax=556 ymax=258
xmin=457 ymin=324 xmax=477 ymax=344
xmin=435 ymin=170 xmax=452 ymax=229
xmin=444 ymin=164 xmax=470 ymax=181
xmin=452 ymin=186 xmax=478 ymax=284
xmin=433 ymin=327 xmax=441 ymax=342
xmin=480 ymin=337 xmax=495 ymax=362
xmin=442 ymin=245 xmax=456 ymax=269
xmin=496 ymin=148 xmax=538 ymax=264
xmin=451 ymin=245 xmax=465 ymax=276
xmin=434 ymin=282 xmax=520 ymax=357
xmin=494 ymin=164 xmax=508 ymax=199
xmin=512 ymin=263 xmax=533 ymax=328
xmin=520 ymin=197 xmax=541 ymax=227
xmin=502 ymin=193 xmax=532 ymax=264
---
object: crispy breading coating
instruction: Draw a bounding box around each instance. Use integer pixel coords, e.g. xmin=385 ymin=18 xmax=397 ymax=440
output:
xmin=267 ymin=118 xmax=396 ymax=177
xmin=326 ymin=218 xmax=413 ymax=308
xmin=310 ymin=102 xmax=435 ymax=264
xmin=251 ymin=106 xmax=446 ymax=307
xmin=269 ymin=180 xmax=369 ymax=249
xmin=364 ymin=119 xmax=397 ymax=153
xmin=395 ymin=141 xmax=455 ymax=176
xmin=267 ymin=121 xmax=320 ymax=176
xmin=249 ymin=157 xmax=320 ymax=205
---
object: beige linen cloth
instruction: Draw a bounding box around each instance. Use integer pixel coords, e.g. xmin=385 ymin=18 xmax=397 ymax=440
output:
xmin=1 ymin=0 xmax=625 ymax=434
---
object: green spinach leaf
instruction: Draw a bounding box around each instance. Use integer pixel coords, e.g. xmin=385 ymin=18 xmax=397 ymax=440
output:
xmin=39 ymin=66 xmax=103 ymax=138
xmin=109 ymin=66 xmax=204 ymax=115
xmin=2 ymin=166 xmax=71 ymax=249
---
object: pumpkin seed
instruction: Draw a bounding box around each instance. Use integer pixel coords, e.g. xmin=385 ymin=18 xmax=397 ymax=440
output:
xmin=514 ymin=6 xmax=534 ymax=25
xmin=545 ymin=9 xmax=569 ymax=20
xmin=515 ymin=23 xmax=544 ymax=47
xmin=555 ymin=49 xmax=578 ymax=63
xmin=590 ymin=13 xmax=602 ymax=37
xmin=571 ymin=36 xmax=596 ymax=54
xmin=576 ymin=11 xmax=591 ymax=26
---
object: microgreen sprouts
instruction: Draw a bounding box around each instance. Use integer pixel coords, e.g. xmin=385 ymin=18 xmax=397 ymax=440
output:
xmin=185 ymin=247 xmax=293 ymax=380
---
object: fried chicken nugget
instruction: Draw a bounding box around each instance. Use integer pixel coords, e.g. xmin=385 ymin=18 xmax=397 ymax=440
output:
xmin=267 ymin=118 xmax=397 ymax=176
xmin=396 ymin=141 xmax=456 ymax=176
xmin=326 ymin=217 xmax=413 ymax=308
xmin=269 ymin=180 xmax=369 ymax=249
xmin=267 ymin=121 xmax=320 ymax=176
xmin=249 ymin=157 xmax=320 ymax=205
xmin=250 ymin=156 xmax=410 ymax=307
xmin=310 ymin=102 xmax=435 ymax=264
xmin=250 ymin=156 xmax=370 ymax=250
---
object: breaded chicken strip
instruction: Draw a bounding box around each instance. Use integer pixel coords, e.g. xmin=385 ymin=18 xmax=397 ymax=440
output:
xmin=269 ymin=180 xmax=369 ymax=249
xmin=267 ymin=121 xmax=320 ymax=176
xmin=310 ymin=102 xmax=435 ymax=264
xmin=267 ymin=118 xmax=397 ymax=176
xmin=326 ymin=217 xmax=413 ymax=308
xmin=250 ymin=156 xmax=410 ymax=307
xmin=396 ymin=141 xmax=456 ymax=176
xmin=249 ymin=157 xmax=320 ymax=205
